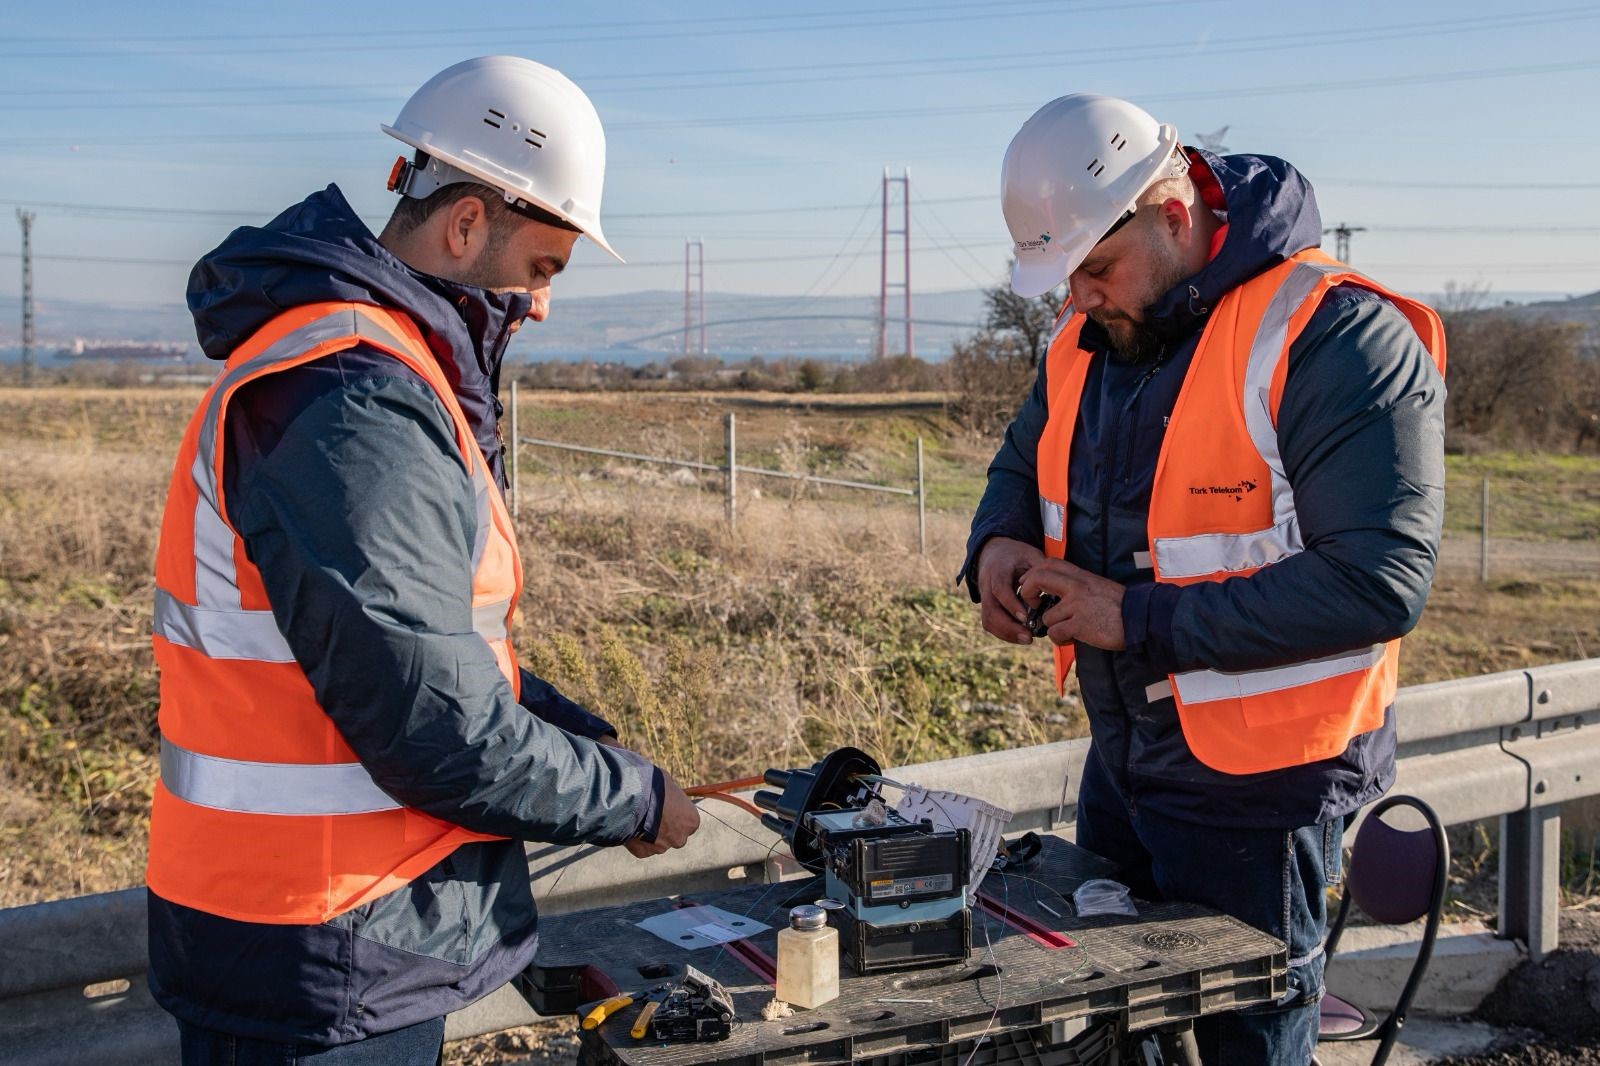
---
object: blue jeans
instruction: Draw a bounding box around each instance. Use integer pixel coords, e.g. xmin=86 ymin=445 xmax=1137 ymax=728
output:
xmin=1076 ymin=752 xmax=1342 ymax=1066
xmin=177 ymin=1016 xmax=444 ymax=1065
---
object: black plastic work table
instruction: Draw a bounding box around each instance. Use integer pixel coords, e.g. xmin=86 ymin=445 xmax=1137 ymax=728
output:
xmin=527 ymin=835 xmax=1287 ymax=1065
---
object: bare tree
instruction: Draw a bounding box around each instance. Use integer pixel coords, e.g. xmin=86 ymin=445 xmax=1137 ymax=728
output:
xmin=1438 ymin=279 xmax=1493 ymax=314
xmin=984 ymin=263 xmax=1066 ymax=369
xmin=1442 ymin=303 xmax=1586 ymax=448
xmin=1563 ymin=336 xmax=1600 ymax=451
xmin=948 ymin=332 xmax=1035 ymax=433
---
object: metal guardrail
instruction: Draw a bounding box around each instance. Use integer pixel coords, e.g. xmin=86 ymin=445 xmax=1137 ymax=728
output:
xmin=2 ymin=659 xmax=1597 ymax=1065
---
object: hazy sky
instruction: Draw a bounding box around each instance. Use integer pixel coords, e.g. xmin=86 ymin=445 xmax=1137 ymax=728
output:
xmin=2 ymin=0 xmax=1597 ymax=311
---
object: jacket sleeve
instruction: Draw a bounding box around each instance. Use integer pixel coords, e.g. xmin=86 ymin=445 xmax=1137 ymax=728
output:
xmin=227 ymin=372 xmax=661 ymax=846
xmin=1126 ymin=287 xmax=1446 ymax=673
xmin=518 ymin=668 xmax=617 ymax=740
xmin=958 ymin=356 xmax=1051 ymax=600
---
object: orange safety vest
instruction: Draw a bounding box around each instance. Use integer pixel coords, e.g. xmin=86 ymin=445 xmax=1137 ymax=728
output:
xmin=146 ymin=301 xmax=524 ymax=924
xmin=1036 ymin=249 xmax=1445 ymax=775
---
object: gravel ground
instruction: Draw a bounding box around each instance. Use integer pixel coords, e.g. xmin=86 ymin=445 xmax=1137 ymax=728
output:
xmin=1438 ymin=907 xmax=1600 ymax=1066
xmin=445 ymin=1019 xmax=580 ymax=1066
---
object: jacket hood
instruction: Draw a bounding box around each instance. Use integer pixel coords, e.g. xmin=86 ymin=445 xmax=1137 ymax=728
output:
xmin=1080 ymin=149 xmax=1324 ymax=351
xmin=186 ymin=185 xmax=531 ymax=483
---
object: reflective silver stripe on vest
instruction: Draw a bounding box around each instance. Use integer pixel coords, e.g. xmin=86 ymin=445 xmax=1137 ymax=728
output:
xmin=1046 ymin=306 xmax=1076 ymax=348
xmin=189 ymin=308 xmax=420 ymax=606
xmin=1131 ymin=550 xmax=1153 ymax=571
xmin=192 ymin=450 xmax=243 ymax=610
xmin=1241 ymin=262 xmax=1332 ymax=549
xmin=153 ymin=587 xmax=295 ymax=663
xmin=1167 ymin=644 xmax=1385 ymax=705
xmin=470 ymin=472 xmax=493 ymax=570
xmin=1039 ymin=497 xmax=1065 ymax=541
xmin=473 ymin=599 xmax=512 ymax=642
xmin=160 ymin=737 xmax=402 ymax=816
xmin=1149 ymin=261 xmax=1352 ymax=581
xmin=1151 ymin=519 xmax=1300 ymax=580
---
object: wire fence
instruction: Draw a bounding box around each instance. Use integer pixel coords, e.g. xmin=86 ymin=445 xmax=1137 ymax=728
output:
xmin=1450 ymin=474 xmax=1600 ymax=582
xmin=503 ymin=384 xmax=1599 ymax=579
xmin=507 ymin=382 xmax=928 ymax=553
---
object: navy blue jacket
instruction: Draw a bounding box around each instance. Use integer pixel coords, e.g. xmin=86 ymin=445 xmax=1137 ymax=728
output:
xmin=149 ymin=186 xmax=663 ymax=1045
xmin=961 ymin=152 xmax=1446 ymax=829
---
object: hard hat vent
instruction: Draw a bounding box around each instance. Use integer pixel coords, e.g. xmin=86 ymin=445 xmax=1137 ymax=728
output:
xmin=482 ymin=107 xmax=546 ymax=149
xmin=1111 ymin=132 xmax=1128 ymax=151
xmin=1087 ymin=158 xmax=1106 ymax=178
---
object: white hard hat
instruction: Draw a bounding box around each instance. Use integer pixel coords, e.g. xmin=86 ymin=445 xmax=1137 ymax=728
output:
xmin=382 ymin=56 xmax=622 ymax=262
xmin=1001 ymin=93 xmax=1187 ymax=297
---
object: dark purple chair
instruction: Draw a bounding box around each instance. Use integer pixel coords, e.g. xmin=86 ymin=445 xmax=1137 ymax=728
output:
xmin=1317 ymin=794 xmax=1449 ymax=1066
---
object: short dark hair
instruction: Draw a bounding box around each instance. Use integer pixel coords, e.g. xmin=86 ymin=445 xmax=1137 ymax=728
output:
xmin=387 ymin=179 xmax=515 ymax=239
xmin=386 ymin=151 xmax=582 ymax=238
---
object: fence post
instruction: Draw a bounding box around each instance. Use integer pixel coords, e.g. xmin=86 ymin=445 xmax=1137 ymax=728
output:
xmin=725 ymin=412 xmax=737 ymax=532
xmin=509 ymin=379 xmax=519 ymax=520
xmin=1480 ymin=476 xmax=1489 ymax=585
xmin=1500 ymin=804 xmax=1561 ymax=961
xmin=916 ymin=436 xmax=926 ymax=556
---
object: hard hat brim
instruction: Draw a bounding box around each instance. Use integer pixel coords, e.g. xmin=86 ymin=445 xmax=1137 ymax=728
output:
xmin=1010 ymin=237 xmax=1087 ymax=299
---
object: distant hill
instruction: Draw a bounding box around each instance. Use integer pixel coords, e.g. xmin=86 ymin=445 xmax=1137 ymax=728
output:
xmin=0 ymin=288 xmax=993 ymax=366
xmin=1510 ymin=289 xmax=1600 ymax=318
xmin=512 ymin=288 xmax=991 ymax=364
xmin=1475 ymin=290 xmax=1600 ymax=345
xmin=3 ymin=286 xmax=1593 ymax=367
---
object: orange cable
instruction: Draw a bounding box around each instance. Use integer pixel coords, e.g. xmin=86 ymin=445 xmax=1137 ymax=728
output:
xmin=686 ymin=775 xmax=765 ymax=795
xmin=692 ymin=791 xmax=766 ymax=819
xmin=685 ymin=774 xmax=768 ymax=819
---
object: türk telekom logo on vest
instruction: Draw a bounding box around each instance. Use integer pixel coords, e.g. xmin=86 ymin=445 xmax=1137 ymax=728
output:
xmin=1188 ymin=479 xmax=1258 ymax=502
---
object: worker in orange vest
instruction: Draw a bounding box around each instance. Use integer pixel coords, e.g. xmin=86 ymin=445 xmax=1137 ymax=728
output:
xmin=148 ymin=57 xmax=699 ymax=1064
xmin=962 ymin=94 xmax=1445 ymax=1064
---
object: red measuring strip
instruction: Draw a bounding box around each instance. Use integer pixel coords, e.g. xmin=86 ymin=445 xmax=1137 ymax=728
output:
xmin=674 ymin=900 xmax=778 ymax=985
xmin=974 ymin=887 xmax=1077 ymax=950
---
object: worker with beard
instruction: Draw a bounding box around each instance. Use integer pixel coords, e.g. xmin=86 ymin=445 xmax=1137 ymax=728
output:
xmin=961 ymin=94 xmax=1446 ymax=1064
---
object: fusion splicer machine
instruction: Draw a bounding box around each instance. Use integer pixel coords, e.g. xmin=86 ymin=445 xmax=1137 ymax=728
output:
xmin=755 ymin=747 xmax=971 ymax=974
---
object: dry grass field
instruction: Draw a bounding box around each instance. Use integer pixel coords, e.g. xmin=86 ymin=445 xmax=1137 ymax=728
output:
xmin=1 ymin=385 xmax=1597 ymax=913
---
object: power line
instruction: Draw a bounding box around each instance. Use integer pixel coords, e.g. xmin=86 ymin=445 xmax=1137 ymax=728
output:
xmin=0 ymin=5 xmax=1582 ymax=97
xmin=8 ymin=55 xmax=1595 ymax=149
xmin=9 ymin=194 xmax=1599 ymax=237
xmin=608 ymin=58 xmax=1600 ymax=132
xmin=1317 ymin=178 xmax=1600 ymax=191
xmin=754 ymin=187 xmax=883 ymax=323
xmin=0 ymin=0 xmax=1175 ymax=60
xmin=914 ymin=190 xmax=1001 ymax=285
xmin=0 ymin=194 xmax=994 ymax=223
xmin=5 ymin=7 xmax=1592 ymax=110
xmin=0 ymin=242 xmax=1012 ymax=271
xmin=12 ymin=251 xmax=1593 ymax=276
xmin=0 ymin=0 xmax=1081 ymax=45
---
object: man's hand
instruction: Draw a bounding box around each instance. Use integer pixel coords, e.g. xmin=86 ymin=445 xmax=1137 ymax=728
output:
xmin=1017 ymin=560 xmax=1128 ymax=651
xmin=624 ymin=772 xmax=700 ymax=858
xmin=595 ymin=735 xmax=702 ymax=858
xmin=975 ymin=536 xmax=1047 ymax=645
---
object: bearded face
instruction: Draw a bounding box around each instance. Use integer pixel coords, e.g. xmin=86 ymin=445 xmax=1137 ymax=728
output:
xmin=1083 ymin=221 xmax=1191 ymax=365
